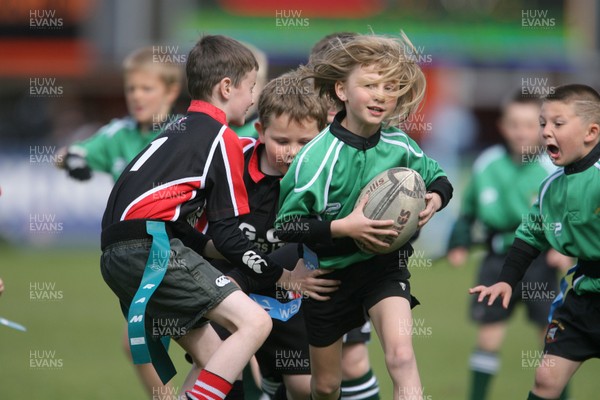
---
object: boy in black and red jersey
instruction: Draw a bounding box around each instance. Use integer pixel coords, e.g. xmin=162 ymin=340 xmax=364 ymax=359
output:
xmin=100 ymin=35 xmax=331 ymax=400
xmin=207 ymin=69 xmax=332 ymax=400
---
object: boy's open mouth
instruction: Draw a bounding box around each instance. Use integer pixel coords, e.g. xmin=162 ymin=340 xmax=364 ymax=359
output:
xmin=546 ymin=144 xmax=560 ymax=158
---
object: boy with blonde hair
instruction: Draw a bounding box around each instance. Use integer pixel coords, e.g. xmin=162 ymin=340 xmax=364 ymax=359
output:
xmin=276 ymin=33 xmax=453 ymax=400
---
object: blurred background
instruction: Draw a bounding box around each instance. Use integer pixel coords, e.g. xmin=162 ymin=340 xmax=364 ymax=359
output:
xmin=0 ymin=1 xmax=599 ymax=399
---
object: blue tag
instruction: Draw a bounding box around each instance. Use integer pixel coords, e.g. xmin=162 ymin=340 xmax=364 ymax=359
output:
xmin=547 ymin=263 xmax=579 ymax=323
xmin=249 ymin=294 xmax=302 ymax=322
xmin=126 ymin=221 xmax=176 ymax=384
xmin=303 ymin=244 xmax=319 ymax=270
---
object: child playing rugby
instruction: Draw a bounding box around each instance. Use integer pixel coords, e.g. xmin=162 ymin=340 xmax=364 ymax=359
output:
xmin=447 ymin=92 xmax=570 ymax=400
xmin=275 ymin=33 xmax=453 ymax=400
xmin=100 ymin=35 xmax=321 ymax=400
xmin=470 ymin=84 xmax=600 ymax=400
xmin=309 ymin=31 xmax=382 ymax=400
xmin=209 ymin=68 xmax=332 ymax=400
xmin=58 ymin=47 xmax=182 ymax=182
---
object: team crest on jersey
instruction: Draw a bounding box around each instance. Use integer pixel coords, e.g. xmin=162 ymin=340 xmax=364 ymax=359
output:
xmin=324 ymin=202 xmax=341 ymax=215
xmin=545 ymin=319 xmax=564 ymax=343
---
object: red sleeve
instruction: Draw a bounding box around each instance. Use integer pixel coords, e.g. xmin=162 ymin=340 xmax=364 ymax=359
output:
xmin=205 ymin=127 xmax=250 ymax=221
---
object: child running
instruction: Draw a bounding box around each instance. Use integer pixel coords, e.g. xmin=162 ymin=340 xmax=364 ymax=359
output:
xmin=470 ymin=84 xmax=600 ymax=400
xmin=275 ymin=33 xmax=453 ymax=400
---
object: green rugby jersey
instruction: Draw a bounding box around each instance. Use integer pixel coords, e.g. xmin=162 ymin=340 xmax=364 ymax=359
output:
xmin=69 ymin=117 xmax=175 ymax=182
xmin=515 ymin=144 xmax=600 ymax=260
xmin=449 ymin=145 xmax=555 ymax=254
xmin=276 ymin=112 xmax=450 ymax=269
xmin=231 ymin=117 xmax=259 ymax=139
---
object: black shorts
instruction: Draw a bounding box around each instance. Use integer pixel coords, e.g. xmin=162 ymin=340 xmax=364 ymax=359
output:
xmin=211 ymin=244 xmax=311 ymax=377
xmin=100 ymin=237 xmax=238 ymax=340
xmin=544 ymin=289 xmax=600 ymax=361
xmin=471 ymin=252 xmax=558 ymax=327
xmin=303 ymin=256 xmax=418 ymax=347
xmin=343 ymin=322 xmax=372 ymax=344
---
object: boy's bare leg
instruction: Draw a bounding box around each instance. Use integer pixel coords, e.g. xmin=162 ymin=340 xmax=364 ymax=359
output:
xmin=175 ymin=291 xmax=272 ymax=396
xmin=177 ymin=324 xmax=224 ymax=392
xmin=309 ymin=339 xmax=344 ymax=400
xmin=531 ymin=355 xmax=580 ymax=398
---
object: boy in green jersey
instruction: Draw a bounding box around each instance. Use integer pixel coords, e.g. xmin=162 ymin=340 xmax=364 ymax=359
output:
xmin=448 ymin=92 xmax=571 ymax=400
xmin=471 ymin=84 xmax=600 ymax=400
xmin=57 ymin=46 xmax=182 ymax=182
xmin=275 ymin=33 xmax=453 ymax=400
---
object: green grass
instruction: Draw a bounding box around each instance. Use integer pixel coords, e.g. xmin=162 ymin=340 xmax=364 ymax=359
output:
xmin=0 ymin=246 xmax=597 ymax=399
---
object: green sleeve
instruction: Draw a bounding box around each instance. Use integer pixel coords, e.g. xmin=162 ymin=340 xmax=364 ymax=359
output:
xmin=447 ymin=177 xmax=477 ymax=249
xmin=69 ymin=126 xmax=113 ymax=173
xmin=402 ymin=135 xmax=447 ymax=186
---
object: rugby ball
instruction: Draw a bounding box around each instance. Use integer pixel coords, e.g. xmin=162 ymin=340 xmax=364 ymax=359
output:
xmin=354 ymin=168 xmax=426 ymax=254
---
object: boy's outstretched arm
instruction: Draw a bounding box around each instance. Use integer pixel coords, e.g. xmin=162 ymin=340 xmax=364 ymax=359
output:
xmin=469 ymin=238 xmax=541 ymax=308
xmin=209 ymin=216 xmax=339 ymax=297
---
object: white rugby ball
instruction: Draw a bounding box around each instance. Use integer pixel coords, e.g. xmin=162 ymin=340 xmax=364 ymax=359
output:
xmin=354 ymin=167 xmax=426 ymax=254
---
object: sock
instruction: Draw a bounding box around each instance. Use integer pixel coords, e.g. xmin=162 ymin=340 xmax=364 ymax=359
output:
xmin=273 ymin=383 xmax=287 ymax=400
xmin=469 ymin=349 xmax=499 ymax=400
xmin=341 ymin=368 xmax=380 ymax=400
xmin=186 ymin=369 xmax=232 ymax=400
xmin=528 ymin=391 xmax=553 ymax=399
xmin=224 ymin=380 xmax=244 ymax=400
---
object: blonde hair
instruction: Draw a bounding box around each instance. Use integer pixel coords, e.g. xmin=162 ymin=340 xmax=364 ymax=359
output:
xmin=258 ymin=69 xmax=328 ymax=131
xmin=123 ymin=46 xmax=183 ymax=87
xmin=543 ymin=84 xmax=600 ymax=125
xmin=303 ymin=32 xmax=426 ymax=127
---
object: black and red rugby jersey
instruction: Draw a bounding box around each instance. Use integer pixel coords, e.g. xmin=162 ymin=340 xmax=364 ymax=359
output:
xmin=102 ymin=100 xmax=249 ymax=230
xmin=235 ymin=137 xmax=286 ymax=254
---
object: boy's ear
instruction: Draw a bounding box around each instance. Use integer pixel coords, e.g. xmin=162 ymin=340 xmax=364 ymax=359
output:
xmin=334 ymin=80 xmax=347 ymax=102
xmin=584 ymin=122 xmax=600 ymax=145
xmin=255 ymin=121 xmax=265 ymax=141
xmin=218 ymin=77 xmax=233 ymax=100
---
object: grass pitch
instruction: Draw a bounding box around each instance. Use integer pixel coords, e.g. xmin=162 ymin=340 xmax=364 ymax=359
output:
xmin=0 ymin=246 xmax=597 ymax=399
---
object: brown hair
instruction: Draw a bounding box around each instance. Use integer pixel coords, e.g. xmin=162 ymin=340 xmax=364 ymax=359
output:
xmin=302 ymin=32 xmax=426 ymax=127
xmin=186 ymin=35 xmax=258 ymax=100
xmin=123 ymin=46 xmax=183 ymax=87
xmin=258 ymin=69 xmax=328 ymax=132
xmin=543 ymin=84 xmax=600 ymax=124
xmin=309 ymin=32 xmax=358 ymax=65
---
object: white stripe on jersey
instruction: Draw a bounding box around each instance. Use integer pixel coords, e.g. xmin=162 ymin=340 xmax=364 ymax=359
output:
xmin=294 ymin=127 xmax=330 ymax=185
xmin=322 ymin=141 xmax=344 ymax=213
xmin=201 ymin=125 xmax=227 ymax=181
xmin=538 ymin=168 xmax=564 ymax=215
xmin=120 ymin=176 xmax=204 ymax=221
xmin=172 ymin=190 xmax=196 ymax=222
xmin=102 ymin=117 xmax=134 ymax=138
xmin=241 ymin=137 xmax=257 ymax=153
xmin=218 ymin=129 xmax=242 ymax=216
xmin=472 ymin=145 xmax=505 ymax=174
xmin=130 ymin=137 xmax=169 ymax=172
xmin=595 ymin=161 xmax=600 ymax=170
xmin=295 ymin=135 xmax=340 ymax=193
xmin=380 ymin=130 xmax=424 ymax=157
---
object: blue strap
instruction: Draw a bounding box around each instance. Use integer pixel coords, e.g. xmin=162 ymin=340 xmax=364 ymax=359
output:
xmin=126 ymin=220 xmax=176 ymax=384
xmin=249 ymin=293 xmax=302 ymax=322
xmin=547 ymin=263 xmax=579 ymax=323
